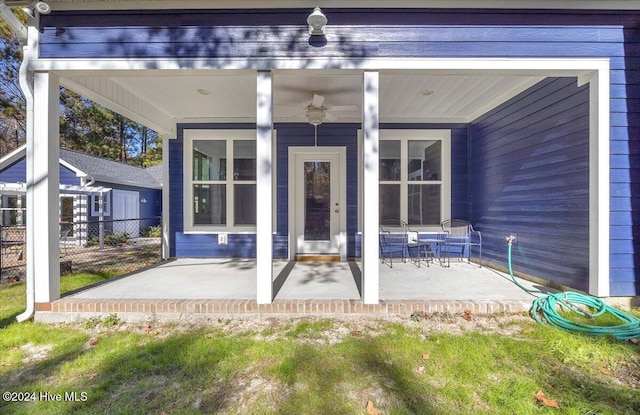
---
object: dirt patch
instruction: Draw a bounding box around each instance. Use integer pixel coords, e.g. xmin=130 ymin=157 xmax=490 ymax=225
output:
xmin=20 ymin=343 xmax=54 ymax=364
xmin=70 ymin=312 xmax=535 ymax=346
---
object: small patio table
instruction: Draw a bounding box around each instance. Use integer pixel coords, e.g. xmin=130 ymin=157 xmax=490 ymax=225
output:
xmin=417 ymin=237 xmax=449 ymax=267
xmin=409 ymin=238 xmax=443 ymax=267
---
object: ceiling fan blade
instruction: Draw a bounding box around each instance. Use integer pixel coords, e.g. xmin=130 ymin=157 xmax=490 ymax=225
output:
xmin=326 ymin=105 xmax=358 ymax=112
xmin=311 ymin=93 xmax=325 ymax=107
xmin=324 ymin=111 xmax=338 ymax=121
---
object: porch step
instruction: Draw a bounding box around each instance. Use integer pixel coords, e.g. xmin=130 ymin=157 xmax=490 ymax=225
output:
xmin=294 ymin=254 xmax=341 ymax=262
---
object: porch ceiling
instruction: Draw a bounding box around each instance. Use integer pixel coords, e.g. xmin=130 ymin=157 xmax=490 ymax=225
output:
xmin=61 ymin=71 xmax=546 ymax=133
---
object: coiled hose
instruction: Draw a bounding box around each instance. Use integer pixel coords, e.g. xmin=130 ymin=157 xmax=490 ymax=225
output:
xmin=507 ymin=241 xmax=640 ymax=341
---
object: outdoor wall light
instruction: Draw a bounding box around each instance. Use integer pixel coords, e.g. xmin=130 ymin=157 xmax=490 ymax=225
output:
xmin=307 ymin=7 xmax=327 ymax=36
xmin=35 ymin=1 xmax=51 ymax=15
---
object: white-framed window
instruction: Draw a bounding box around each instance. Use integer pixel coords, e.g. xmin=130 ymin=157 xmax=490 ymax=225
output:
xmin=0 ymin=194 xmax=25 ymax=226
xmin=359 ymin=129 xmax=451 ymax=232
xmin=90 ymin=193 xmax=111 ymax=216
xmin=184 ymin=129 xmax=258 ymax=232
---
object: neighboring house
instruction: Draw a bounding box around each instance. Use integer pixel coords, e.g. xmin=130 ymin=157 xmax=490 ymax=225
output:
xmin=0 ymin=145 xmax=162 ymax=241
xmin=2 ymin=0 xmax=639 ymax=307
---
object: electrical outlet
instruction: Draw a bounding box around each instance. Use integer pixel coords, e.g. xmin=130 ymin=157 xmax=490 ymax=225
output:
xmin=218 ymin=233 xmax=228 ymax=245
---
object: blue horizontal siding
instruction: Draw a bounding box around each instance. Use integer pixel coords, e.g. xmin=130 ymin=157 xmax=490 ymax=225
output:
xmin=92 ymin=181 xmax=161 ymax=219
xmin=469 ymin=77 xmax=590 ymax=292
xmin=0 ymin=158 xmax=80 ymax=186
xmin=38 ymin=36 xmax=634 ymax=60
xmin=0 ymin=159 xmax=26 ymax=183
xmin=41 ymin=9 xmax=640 ymax=28
xmin=40 ymin=26 xmax=632 ymax=45
xmin=60 ymin=165 xmax=80 ymax=186
xmin=40 ymin=9 xmax=639 ymax=60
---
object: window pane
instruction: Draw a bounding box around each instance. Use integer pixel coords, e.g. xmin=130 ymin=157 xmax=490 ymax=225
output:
xmin=408 ymin=140 xmax=441 ymax=181
xmin=304 ymin=162 xmax=331 ymax=241
xmin=234 ymin=184 xmax=256 ymax=225
xmin=6 ymin=195 xmax=18 ymax=208
xmin=61 ymin=197 xmax=74 ymax=236
xmin=1 ymin=195 xmax=25 ymax=226
xmin=379 ymin=184 xmax=401 ymax=222
xmin=193 ymin=140 xmax=226 ymax=181
xmin=379 ymin=140 xmax=401 ymax=181
xmin=407 ymin=184 xmax=440 ymax=225
xmin=92 ymin=194 xmax=110 ymax=216
xmin=193 ymin=184 xmax=226 ymax=225
xmin=233 ymin=140 xmax=256 ymax=180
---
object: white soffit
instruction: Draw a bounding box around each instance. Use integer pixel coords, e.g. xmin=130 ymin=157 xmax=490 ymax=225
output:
xmin=62 ymin=75 xmax=175 ymax=134
xmin=63 ymin=72 xmax=546 ymax=125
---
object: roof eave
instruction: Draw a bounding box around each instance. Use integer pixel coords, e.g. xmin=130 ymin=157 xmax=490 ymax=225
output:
xmin=6 ymin=0 xmax=640 ymax=11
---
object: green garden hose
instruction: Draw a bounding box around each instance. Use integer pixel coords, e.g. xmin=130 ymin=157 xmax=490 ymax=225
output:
xmin=507 ymin=240 xmax=640 ymax=341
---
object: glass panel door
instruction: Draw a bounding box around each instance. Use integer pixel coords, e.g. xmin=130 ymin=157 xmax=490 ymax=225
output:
xmin=304 ymin=161 xmax=331 ymax=241
xmin=293 ymin=151 xmax=342 ymax=256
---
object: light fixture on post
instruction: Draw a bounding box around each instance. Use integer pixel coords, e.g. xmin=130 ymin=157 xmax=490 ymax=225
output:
xmin=307 ymin=7 xmax=327 ymax=36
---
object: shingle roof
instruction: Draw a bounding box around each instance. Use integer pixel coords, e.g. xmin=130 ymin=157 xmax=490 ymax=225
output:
xmin=145 ymin=164 xmax=164 ymax=186
xmin=60 ymin=148 xmax=162 ymax=188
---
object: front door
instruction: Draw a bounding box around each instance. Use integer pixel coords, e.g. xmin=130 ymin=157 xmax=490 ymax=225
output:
xmin=289 ymin=148 xmax=346 ymax=260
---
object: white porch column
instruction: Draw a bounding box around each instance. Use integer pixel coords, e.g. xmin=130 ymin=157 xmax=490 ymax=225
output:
xmin=588 ymin=66 xmax=610 ymax=297
xmin=161 ymin=134 xmax=171 ymax=260
xmin=362 ymin=71 xmax=380 ymax=304
xmin=31 ymin=72 xmax=60 ymax=304
xmin=256 ymin=70 xmax=274 ymax=304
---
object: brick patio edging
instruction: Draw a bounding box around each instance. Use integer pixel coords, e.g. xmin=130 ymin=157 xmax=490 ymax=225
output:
xmin=34 ymin=298 xmax=532 ymax=322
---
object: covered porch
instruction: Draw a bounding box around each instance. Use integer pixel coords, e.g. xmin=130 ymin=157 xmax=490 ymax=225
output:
xmin=35 ymin=258 xmax=544 ymax=322
xmin=26 ymin=63 xmax=608 ymax=309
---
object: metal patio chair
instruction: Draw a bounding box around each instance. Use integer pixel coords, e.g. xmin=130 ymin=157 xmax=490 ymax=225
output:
xmin=440 ymin=219 xmax=482 ymax=267
xmin=379 ymin=219 xmax=433 ymax=267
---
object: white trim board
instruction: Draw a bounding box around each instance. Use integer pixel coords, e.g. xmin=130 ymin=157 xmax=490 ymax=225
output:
xmin=32 ymin=57 xmax=611 ymax=73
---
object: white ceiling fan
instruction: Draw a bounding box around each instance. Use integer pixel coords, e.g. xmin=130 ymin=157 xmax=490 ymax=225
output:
xmin=279 ymin=91 xmax=358 ymax=126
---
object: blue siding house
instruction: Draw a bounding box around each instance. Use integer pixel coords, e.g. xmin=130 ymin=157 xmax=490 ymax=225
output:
xmin=0 ymin=145 xmax=162 ymax=239
xmin=2 ymin=0 xmax=638 ymax=307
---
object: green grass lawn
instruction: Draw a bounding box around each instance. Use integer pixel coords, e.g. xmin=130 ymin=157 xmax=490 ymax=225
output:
xmin=0 ymin=277 xmax=639 ymax=414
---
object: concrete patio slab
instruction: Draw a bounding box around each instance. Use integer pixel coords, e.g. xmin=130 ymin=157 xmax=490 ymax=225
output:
xmin=68 ymin=258 xmax=541 ymax=302
xmin=36 ymin=258 xmax=546 ymax=322
xmin=378 ymin=260 xmax=543 ymax=301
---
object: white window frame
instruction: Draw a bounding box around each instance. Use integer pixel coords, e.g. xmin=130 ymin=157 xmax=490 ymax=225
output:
xmin=0 ymin=194 xmax=26 ymax=226
xmin=90 ymin=192 xmax=110 ymax=216
xmin=359 ymin=129 xmax=451 ymax=233
xmin=183 ymin=129 xmax=259 ymax=233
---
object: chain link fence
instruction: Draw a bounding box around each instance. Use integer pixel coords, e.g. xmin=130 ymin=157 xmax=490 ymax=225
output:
xmin=0 ymin=225 xmax=25 ymax=282
xmin=1 ymin=217 xmax=162 ymax=283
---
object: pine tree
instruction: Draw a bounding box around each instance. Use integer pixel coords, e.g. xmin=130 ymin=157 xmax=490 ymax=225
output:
xmin=0 ymin=8 xmax=161 ymax=164
xmin=0 ymin=11 xmax=26 ymax=156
